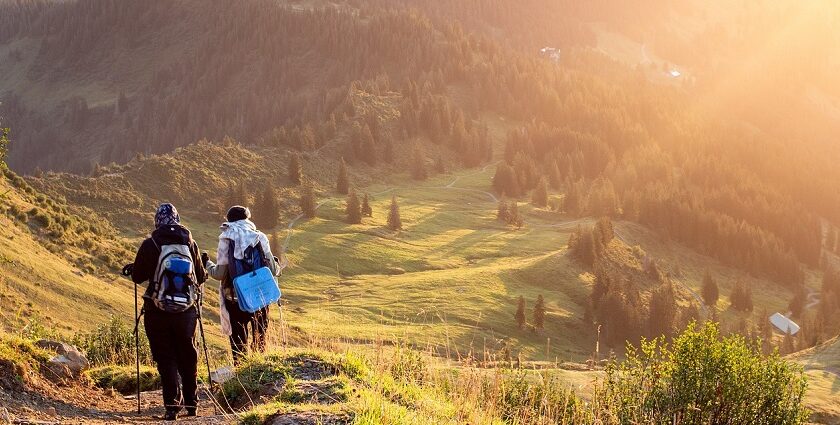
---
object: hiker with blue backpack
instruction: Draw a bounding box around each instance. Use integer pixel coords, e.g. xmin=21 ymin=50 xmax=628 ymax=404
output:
xmin=125 ymin=203 xmax=207 ymax=421
xmin=204 ymin=206 xmax=283 ymax=364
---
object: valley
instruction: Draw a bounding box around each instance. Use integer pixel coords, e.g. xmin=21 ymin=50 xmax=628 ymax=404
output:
xmin=1 ymin=0 xmax=839 ymax=423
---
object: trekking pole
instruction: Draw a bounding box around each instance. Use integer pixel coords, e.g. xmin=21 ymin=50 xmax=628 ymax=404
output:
xmin=197 ymin=293 xmax=217 ymax=415
xmin=134 ymin=283 xmax=140 ymax=414
xmin=122 ymin=264 xmax=141 ymax=415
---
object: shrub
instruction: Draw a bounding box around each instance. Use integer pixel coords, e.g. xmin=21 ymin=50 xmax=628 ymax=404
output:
xmin=597 ymin=322 xmax=809 ymax=425
xmin=72 ymin=316 xmax=152 ymax=366
xmin=30 ymin=208 xmax=53 ymax=228
xmin=86 ymin=365 xmax=160 ymax=394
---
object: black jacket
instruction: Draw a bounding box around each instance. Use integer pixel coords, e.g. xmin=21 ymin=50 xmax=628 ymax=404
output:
xmin=131 ymin=224 xmax=207 ymax=300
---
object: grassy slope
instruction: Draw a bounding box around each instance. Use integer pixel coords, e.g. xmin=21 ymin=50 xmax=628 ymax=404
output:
xmin=0 ymin=172 xmax=134 ymax=334
xmin=790 ymin=338 xmax=840 ymax=422
xmin=6 ymin=148 xmax=839 ymax=420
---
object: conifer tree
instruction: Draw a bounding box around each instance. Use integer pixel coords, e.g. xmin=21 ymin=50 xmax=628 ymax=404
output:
xmin=548 ymin=161 xmax=562 ymax=189
xmin=361 ymin=193 xmax=373 ymax=217
xmin=382 ymin=139 xmax=394 ymax=164
xmin=565 ymin=179 xmax=581 ymax=216
xmin=435 ymin=155 xmax=445 ymax=174
xmin=508 ymin=201 xmax=523 ymax=228
xmin=531 ymin=177 xmax=548 ymax=208
xmin=782 ymin=330 xmax=795 ymax=355
xmin=360 ymin=124 xmax=377 ymax=166
xmin=515 ymin=296 xmax=526 ymax=330
xmin=387 ymin=195 xmax=402 ymax=231
xmin=345 ymin=189 xmax=362 ymax=224
xmin=336 ymin=157 xmax=350 ymax=195
xmin=701 ymin=270 xmax=719 ymax=307
xmin=497 ymin=198 xmax=510 ymax=223
xmin=595 ymin=216 xmax=614 ymax=244
xmin=411 ymin=146 xmax=428 ymax=180
xmin=227 ymin=182 xmax=249 ymax=208
xmin=256 ymin=186 xmax=279 ymax=229
xmin=788 ymin=286 xmax=806 ymax=318
xmin=533 ymin=294 xmax=546 ymax=331
xmin=300 ymin=182 xmax=316 ymax=219
xmin=648 ymin=281 xmax=677 ymax=338
xmin=288 ymin=153 xmax=302 ymax=185
xmin=731 ymin=280 xmax=754 ymax=312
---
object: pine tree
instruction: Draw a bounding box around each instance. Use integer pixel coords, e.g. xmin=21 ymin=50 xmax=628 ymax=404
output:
xmin=515 ymin=296 xmax=526 ymax=330
xmin=531 ymin=177 xmax=548 ymax=208
xmin=548 ymin=161 xmax=562 ymax=189
xmin=508 ymin=201 xmax=520 ymax=225
xmin=595 ymin=216 xmax=614 ymax=244
xmin=731 ymin=280 xmax=754 ymax=312
xmin=360 ymin=124 xmax=377 ymax=166
xmin=533 ymin=294 xmax=546 ymax=331
xmin=300 ymin=182 xmax=316 ymax=219
xmin=788 ymin=285 xmax=806 ymax=318
xmin=387 ymin=195 xmax=402 ymax=231
xmin=256 ymin=186 xmax=279 ymax=229
xmin=648 ymin=281 xmax=677 ymax=338
xmin=345 ymin=189 xmax=362 ymax=224
xmin=361 ymin=193 xmax=373 ymax=217
xmin=701 ymin=270 xmax=719 ymax=307
xmin=782 ymin=331 xmax=795 ymax=355
xmin=288 ymin=153 xmax=302 ymax=185
xmin=435 ymin=155 xmax=445 ymax=174
xmin=497 ymin=199 xmax=510 ymax=223
xmin=411 ymin=146 xmax=428 ymax=180
xmin=227 ymin=182 xmax=249 ymax=208
xmin=336 ymin=157 xmax=350 ymax=194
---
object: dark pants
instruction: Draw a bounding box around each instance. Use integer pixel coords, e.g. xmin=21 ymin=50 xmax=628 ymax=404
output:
xmin=144 ymin=301 xmax=198 ymax=413
xmin=225 ymin=299 xmax=269 ymax=364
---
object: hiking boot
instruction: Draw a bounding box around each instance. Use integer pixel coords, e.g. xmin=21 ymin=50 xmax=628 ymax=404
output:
xmin=164 ymin=410 xmax=179 ymax=421
xmin=185 ymin=407 xmax=197 ymax=417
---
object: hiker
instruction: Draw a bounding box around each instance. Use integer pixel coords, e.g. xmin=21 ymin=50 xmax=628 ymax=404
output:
xmin=204 ymin=205 xmax=283 ymax=364
xmin=128 ymin=203 xmax=207 ymax=421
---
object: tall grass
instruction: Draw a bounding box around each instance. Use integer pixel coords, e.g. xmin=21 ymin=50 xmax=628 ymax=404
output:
xmin=72 ymin=316 xmax=152 ymax=366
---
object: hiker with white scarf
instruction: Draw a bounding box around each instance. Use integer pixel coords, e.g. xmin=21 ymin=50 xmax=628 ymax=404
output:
xmin=202 ymin=206 xmax=284 ymax=364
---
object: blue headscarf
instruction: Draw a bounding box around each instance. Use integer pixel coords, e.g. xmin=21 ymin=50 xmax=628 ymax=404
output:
xmin=154 ymin=203 xmax=180 ymax=228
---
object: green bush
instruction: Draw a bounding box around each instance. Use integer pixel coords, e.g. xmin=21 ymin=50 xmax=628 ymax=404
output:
xmin=86 ymin=365 xmax=160 ymax=394
xmin=597 ymin=322 xmax=809 ymax=425
xmin=72 ymin=316 xmax=152 ymax=366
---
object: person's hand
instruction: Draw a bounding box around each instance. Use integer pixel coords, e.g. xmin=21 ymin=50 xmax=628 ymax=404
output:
xmin=201 ymin=252 xmax=209 ymax=267
xmin=122 ymin=263 xmax=134 ymax=276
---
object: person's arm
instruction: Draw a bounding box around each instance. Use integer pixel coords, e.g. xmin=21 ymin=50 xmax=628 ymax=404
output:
xmin=205 ymin=238 xmax=228 ymax=281
xmin=191 ymin=241 xmax=207 ymax=284
xmin=131 ymin=239 xmax=156 ymax=284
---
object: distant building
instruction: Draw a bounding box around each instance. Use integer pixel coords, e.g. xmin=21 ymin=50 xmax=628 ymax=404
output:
xmin=669 ymin=69 xmax=682 ymax=78
xmin=769 ymin=313 xmax=800 ymax=335
xmin=540 ymin=47 xmax=561 ymax=62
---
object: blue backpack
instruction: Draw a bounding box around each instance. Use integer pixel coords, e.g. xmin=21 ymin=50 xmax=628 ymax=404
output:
xmin=227 ymin=240 xmax=281 ymax=313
